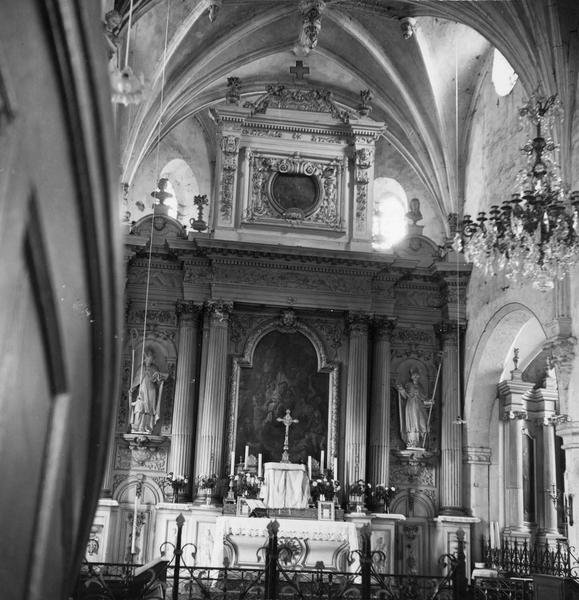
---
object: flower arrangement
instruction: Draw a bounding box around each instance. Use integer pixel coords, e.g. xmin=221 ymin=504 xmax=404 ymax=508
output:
xmin=234 ymin=473 xmax=262 ymax=498
xmin=197 ymin=473 xmax=218 ymax=490
xmin=310 ymin=470 xmax=341 ymax=500
xmin=349 ymin=479 xmax=372 ymax=497
xmin=166 ymin=472 xmax=188 ymax=502
xmin=374 ymin=484 xmax=397 ymax=506
xmin=166 ymin=472 xmax=188 ymax=490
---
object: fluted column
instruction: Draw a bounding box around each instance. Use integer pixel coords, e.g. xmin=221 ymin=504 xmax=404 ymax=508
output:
xmin=541 ymin=421 xmax=559 ymax=535
xmin=437 ymin=323 xmax=463 ymax=515
xmin=168 ymin=301 xmax=201 ymax=498
xmin=503 ymin=413 xmax=526 ymax=534
xmin=344 ymin=313 xmax=370 ymax=486
xmin=369 ymin=317 xmax=395 ymax=486
xmin=556 ymin=421 xmax=579 ymax=553
xmin=193 ymin=301 xmax=232 ymax=485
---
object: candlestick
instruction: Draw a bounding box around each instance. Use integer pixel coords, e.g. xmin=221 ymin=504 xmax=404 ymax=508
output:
xmin=320 ymin=450 xmax=325 ymax=472
xmin=258 ymin=453 xmax=262 ymax=478
xmin=230 ymin=450 xmax=235 ymax=476
xmin=308 ymin=456 xmax=312 ymax=479
xmin=131 ymin=489 xmax=138 ymax=555
xmin=244 ymin=445 xmax=249 ymax=469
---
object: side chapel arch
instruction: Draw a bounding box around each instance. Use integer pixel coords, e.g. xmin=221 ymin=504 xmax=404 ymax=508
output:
xmin=227 ymin=311 xmax=339 ymax=466
xmin=464 ymin=302 xmax=549 ymax=446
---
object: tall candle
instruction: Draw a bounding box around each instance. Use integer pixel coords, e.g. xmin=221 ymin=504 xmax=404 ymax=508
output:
xmin=244 ymin=445 xmax=249 ymax=469
xmin=320 ymin=450 xmax=325 ymax=472
xmin=494 ymin=521 xmax=500 ymax=547
xmin=308 ymin=456 xmax=312 ymax=479
xmin=333 ymin=456 xmax=338 ymax=478
xmin=230 ymin=451 xmax=235 ymax=476
xmin=258 ymin=453 xmax=262 ymax=478
xmin=489 ymin=522 xmax=495 ymax=548
xmin=131 ymin=490 xmax=138 ymax=555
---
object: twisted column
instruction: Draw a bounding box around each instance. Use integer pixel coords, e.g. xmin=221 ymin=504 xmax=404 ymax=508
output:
xmin=344 ymin=313 xmax=370 ymax=486
xmin=368 ymin=317 xmax=395 ymax=486
xmin=168 ymin=301 xmax=201 ymax=498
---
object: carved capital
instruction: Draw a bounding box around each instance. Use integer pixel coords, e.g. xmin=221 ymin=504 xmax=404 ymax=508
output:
xmin=434 ymin=321 xmax=463 ymax=344
xmin=175 ymin=300 xmax=202 ymax=320
xmin=502 ymin=409 xmax=528 ymax=421
xmin=372 ymin=316 xmax=397 ymax=340
xmin=346 ymin=312 xmax=371 ymax=336
xmin=205 ymin=299 xmax=234 ymax=322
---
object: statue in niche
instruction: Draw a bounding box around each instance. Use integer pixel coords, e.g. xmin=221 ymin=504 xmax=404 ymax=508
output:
xmin=397 ymin=368 xmax=432 ymax=449
xmin=130 ymin=347 xmax=168 ymax=434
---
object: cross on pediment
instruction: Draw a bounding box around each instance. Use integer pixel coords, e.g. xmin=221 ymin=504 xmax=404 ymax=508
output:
xmin=290 ymin=60 xmax=310 ymax=81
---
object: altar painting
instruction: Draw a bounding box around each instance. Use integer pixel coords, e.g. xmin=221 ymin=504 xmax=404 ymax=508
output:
xmin=235 ymin=331 xmax=329 ymax=464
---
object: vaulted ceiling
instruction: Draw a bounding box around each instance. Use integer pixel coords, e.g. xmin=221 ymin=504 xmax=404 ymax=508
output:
xmin=115 ymin=0 xmax=578 ymax=241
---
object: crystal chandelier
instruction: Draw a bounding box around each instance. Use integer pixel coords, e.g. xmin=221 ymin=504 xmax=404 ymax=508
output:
xmin=454 ymin=90 xmax=579 ymax=291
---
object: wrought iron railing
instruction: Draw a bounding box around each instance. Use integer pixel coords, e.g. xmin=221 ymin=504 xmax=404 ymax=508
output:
xmin=472 ymin=576 xmax=533 ymax=600
xmin=74 ymin=514 xmax=468 ymax=600
xmin=481 ymin=538 xmax=576 ymax=577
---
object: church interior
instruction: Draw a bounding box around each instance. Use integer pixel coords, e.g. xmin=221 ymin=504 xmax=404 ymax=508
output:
xmin=2 ymin=0 xmax=579 ymax=598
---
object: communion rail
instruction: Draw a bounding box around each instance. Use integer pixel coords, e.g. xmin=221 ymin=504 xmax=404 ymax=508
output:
xmin=73 ymin=513 xmax=467 ymax=600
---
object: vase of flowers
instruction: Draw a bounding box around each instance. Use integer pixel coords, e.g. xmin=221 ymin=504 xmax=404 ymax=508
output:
xmin=197 ymin=473 xmax=218 ymax=504
xmin=166 ymin=472 xmax=188 ymax=503
xmin=348 ymin=479 xmax=371 ymax=512
xmin=310 ymin=470 xmax=341 ymax=506
xmin=374 ymin=484 xmax=397 ymax=513
xmin=234 ymin=472 xmax=262 ymax=499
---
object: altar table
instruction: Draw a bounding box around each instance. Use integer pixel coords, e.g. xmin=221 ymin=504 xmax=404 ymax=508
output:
xmin=212 ymin=516 xmax=359 ymax=572
xmin=261 ymin=462 xmax=309 ymax=509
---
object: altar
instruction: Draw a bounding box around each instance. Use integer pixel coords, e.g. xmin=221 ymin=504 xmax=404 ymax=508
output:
xmin=212 ymin=516 xmax=359 ymax=572
xmin=261 ymin=462 xmax=309 ymax=509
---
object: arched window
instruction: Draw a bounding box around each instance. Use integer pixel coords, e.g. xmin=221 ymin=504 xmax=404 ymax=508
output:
xmin=372 ymin=177 xmax=407 ymax=250
xmin=492 ymin=48 xmax=518 ymax=97
xmin=160 ymin=158 xmax=200 ymax=227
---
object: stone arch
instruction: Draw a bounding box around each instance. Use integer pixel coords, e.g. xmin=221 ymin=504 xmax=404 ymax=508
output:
xmin=463 ymin=302 xmax=549 ymax=530
xmin=228 ymin=312 xmax=339 ymax=464
xmin=390 ymin=489 xmax=436 ymax=518
xmin=114 ymin=476 xmax=164 ymax=506
xmin=464 ymin=302 xmax=548 ymax=447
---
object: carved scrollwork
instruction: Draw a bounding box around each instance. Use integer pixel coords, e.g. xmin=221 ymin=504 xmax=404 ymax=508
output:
xmin=354 ymin=147 xmax=373 ymax=229
xmin=243 ymin=84 xmax=351 ymax=123
xmin=220 ymin=135 xmax=240 ymax=221
xmin=245 ymin=152 xmax=342 ymax=229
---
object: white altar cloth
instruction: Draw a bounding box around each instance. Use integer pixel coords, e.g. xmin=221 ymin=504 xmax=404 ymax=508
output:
xmin=212 ymin=516 xmax=359 ymax=571
xmin=261 ymin=462 xmax=309 ymax=509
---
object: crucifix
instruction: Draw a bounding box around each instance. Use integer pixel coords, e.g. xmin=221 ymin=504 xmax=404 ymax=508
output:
xmin=290 ymin=60 xmax=309 ymax=81
xmin=277 ymin=408 xmax=299 ymax=463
